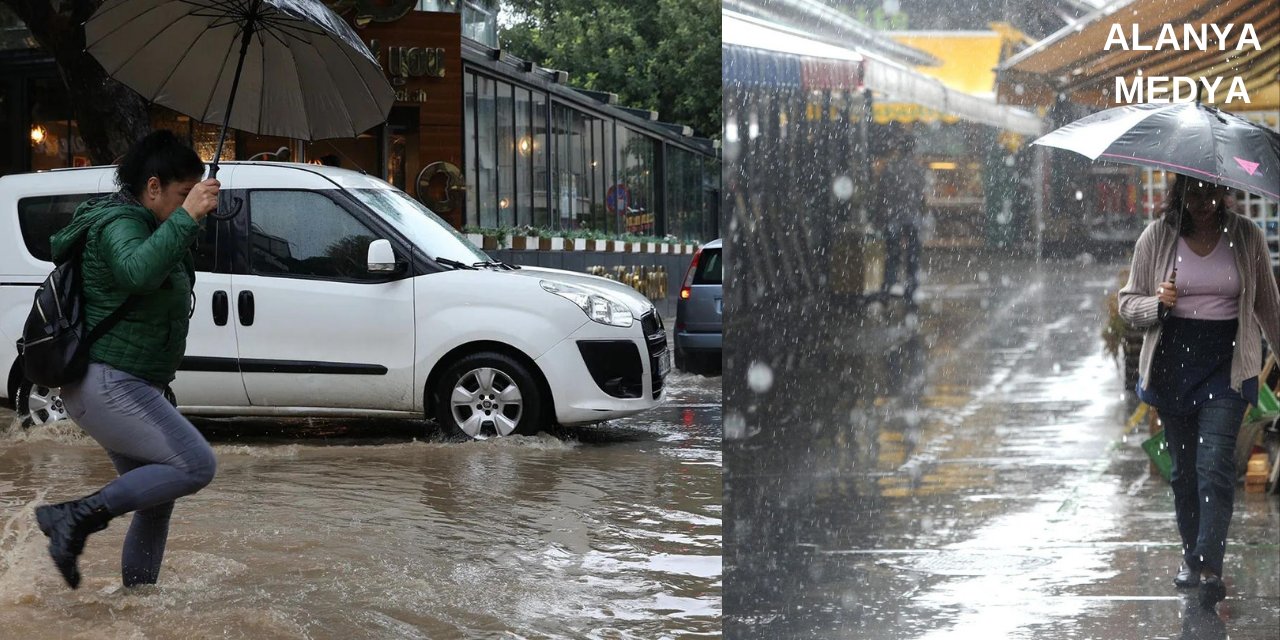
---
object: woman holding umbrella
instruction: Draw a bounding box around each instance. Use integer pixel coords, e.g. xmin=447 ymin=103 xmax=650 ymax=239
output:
xmin=1118 ymin=174 xmax=1280 ymax=609
xmin=36 ymin=130 xmax=220 ymax=589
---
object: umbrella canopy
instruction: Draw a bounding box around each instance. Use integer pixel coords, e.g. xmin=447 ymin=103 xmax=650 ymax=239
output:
xmin=1033 ymin=102 xmax=1280 ymax=201
xmin=85 ymin=0 xmax=395 ymax=143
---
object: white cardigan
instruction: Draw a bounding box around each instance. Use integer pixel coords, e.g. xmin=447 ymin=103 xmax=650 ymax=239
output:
xmin=1118 ymin=212 xmax=1280 ymax=395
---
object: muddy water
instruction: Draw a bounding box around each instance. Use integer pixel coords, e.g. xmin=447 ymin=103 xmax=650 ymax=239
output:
xmin=0 ymin=373 xmax=721 ymax=639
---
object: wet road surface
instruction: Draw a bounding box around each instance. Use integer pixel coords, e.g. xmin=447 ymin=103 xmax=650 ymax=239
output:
xmin=724 ymin=253 xmax=1280 ymax=639
xmin=0 ymin=370 xmax=721 ymax=639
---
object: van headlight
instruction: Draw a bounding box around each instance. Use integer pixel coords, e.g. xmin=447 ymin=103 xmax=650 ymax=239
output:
xmin=540 ymin=280 xmax=633 ymax=328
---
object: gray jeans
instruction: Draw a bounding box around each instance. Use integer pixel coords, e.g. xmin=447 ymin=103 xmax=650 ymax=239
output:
xmin=61 ymin=362 xmax=217 ymax=586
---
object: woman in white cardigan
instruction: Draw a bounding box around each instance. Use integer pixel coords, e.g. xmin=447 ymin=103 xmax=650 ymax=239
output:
xmin=1118 ymin=174 xmax=1280 ymax=610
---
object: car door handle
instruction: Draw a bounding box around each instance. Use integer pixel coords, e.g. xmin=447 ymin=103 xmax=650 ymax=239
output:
xmin=238 ymin=290 xmax=254 ymax=326
xmin=212 ymin=290 xmax=228 ymax=326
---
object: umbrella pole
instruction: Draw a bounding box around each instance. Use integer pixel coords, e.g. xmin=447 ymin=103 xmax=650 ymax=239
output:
xmin=209 ymin=1 xmax=261 ymax=181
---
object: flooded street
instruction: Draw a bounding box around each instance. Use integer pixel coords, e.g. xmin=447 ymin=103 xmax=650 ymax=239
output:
xmin=0 ymin=371 xmax=721 ymax=638
xmin=724 ymin=253 xmax=1280 ymax=639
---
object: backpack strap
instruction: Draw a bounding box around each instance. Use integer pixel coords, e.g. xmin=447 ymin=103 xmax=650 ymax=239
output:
xmin=82 ymin=294 xmax=143 ymax=348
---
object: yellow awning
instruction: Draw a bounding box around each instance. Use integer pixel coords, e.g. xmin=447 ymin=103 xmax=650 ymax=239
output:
xmin=998 ymin=0 xmax=1279 ymax=111
xmin=889 ymin=31 xmax=1006 ymax=96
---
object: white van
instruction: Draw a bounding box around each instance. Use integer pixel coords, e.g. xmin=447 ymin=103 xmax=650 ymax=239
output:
xmin=1 ymin=163 xmax=669 ymax=439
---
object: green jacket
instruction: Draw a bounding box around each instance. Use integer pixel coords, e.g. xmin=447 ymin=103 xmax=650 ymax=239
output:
xmin=49 ymin=194 xmax=201 ymax=384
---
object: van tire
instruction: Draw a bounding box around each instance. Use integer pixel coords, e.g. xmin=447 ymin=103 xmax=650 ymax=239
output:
xmin=16 ymin=380 xmax=70 ymax=428
xmin=432 ymin=352 xmax=542 ymax=439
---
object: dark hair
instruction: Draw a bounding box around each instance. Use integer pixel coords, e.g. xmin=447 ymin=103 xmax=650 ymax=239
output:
xmin=115 ymin=129 xmax=205 ymax=197
xmin=1162 ymin=173 xmax=1227 ymax=237
xmin=319 ymin=154 xmax=341 ymax=167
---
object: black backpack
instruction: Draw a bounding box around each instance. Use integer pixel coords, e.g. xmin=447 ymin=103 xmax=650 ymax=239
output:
xmin=17 ymin=235 xmax=138 ymax=388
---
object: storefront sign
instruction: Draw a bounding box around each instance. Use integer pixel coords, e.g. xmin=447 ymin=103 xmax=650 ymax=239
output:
xmin=369 ymin=40 xmax=448 ymax=80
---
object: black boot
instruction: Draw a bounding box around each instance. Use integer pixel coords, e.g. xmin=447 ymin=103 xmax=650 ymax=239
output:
xmin=1173 ymin=561 xmax=1199 ymax=588
xmin=34 ymin=493 xmax=114 ymax=589
xmin=1199 ymin=574 xmax=1226 ymax=609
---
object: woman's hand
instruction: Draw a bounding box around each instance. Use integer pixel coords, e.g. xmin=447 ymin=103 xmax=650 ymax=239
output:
xmin=1157 ymin=280 xmax=1177 ymax=308
xmin=181 ymin=179 xmax=220 ymax=221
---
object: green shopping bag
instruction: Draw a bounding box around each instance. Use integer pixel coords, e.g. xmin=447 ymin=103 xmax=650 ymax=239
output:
xmin=1245 ymin=383 xmax=1280 ymax=423
xmin=1142 ymin=429 xmax=1173 ymax=482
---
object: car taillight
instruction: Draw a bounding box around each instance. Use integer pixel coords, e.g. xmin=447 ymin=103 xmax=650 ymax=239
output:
xmin=679 ymin=248 xmax=701 ymax=301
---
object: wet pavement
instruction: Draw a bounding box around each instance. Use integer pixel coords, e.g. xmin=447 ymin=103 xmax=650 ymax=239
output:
xmin=0 ymin=370 xmax=721 ymax=638
xmin=724 ymin=252 xmax=1280 ymax=639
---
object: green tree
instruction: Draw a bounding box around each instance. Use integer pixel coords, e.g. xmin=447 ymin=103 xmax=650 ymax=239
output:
xmin=1 ymin=0 xmax=151 ymax=165
xmin=499 ymin=0 xmax=720 ymax=139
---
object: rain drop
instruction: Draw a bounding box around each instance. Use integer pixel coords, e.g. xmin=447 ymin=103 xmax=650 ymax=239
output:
xmin=832 ymin=175 xmax=855 ymax=201
xmin=724 ymin=412 xmax=747 ymax=440
xmin=747 ymin=361 xmax=774 ymax=393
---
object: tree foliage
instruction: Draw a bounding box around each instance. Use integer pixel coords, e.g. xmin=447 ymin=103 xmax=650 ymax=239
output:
xmin=499 ymin=0 xmax=720 ymax=139
xmin=2 ymin=0 xmax=151 ymax=165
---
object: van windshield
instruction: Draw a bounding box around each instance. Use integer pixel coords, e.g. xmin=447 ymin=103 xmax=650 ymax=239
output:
xmin=350 ymin=188 xmax=489 ymax=264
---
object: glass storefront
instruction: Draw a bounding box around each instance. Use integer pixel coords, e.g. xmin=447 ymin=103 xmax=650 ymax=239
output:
xmin=461 ymin=67 xmax=716 ymax=239
xmin=617 ymin=126 xmax=656 ymax=236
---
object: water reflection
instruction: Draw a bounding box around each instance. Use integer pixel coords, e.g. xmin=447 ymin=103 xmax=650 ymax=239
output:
xmin=0 ymin=372 xmax=721 ymax=638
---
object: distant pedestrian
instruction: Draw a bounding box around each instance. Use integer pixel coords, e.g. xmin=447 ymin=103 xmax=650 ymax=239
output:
xmin=1118 ymin=174 xmax=1280 ymax=609
xmin=877 ymin=131 xmax=925 ymax=299
xmin=319 ymin=154 xmax=341 ymax=167
xmin=35 ymin=130 xmax=220 ymax=589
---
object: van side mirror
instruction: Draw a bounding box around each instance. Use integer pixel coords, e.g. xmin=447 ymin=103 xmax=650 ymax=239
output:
xmin=367 ymin=239 xmax=397 ymax=273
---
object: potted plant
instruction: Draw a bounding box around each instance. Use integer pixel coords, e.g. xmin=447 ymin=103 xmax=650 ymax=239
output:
xmin=587 ymin=230 xmax=608 ymax=252
xmin=537 ymin=228 xmax=565 ymax=251
xmin=481 ymin=227 xmax=509 ymax=251
xmin=508 ymin=224 xmax=540 ymax=251
xmin=561 ymin=228 xmax=585 ymax=251
xmin=462 ymin=225 xmax=484 ymax=248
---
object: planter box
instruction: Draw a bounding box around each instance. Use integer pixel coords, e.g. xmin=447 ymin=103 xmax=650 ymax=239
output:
xmin=659 ymin=243 xmax=670 ymax=254
xmin=645 ymin=242 xmax=657 ymax=253
xmin=610 ymin=240 xmax=627 ymax=253
xmin=568 ymin=238 xmax=587 ymax=251
xmin=482 ymin=236 xmax=504 ymax=251
xmin=588 ymin=239 xmax=607 ymax=252
xmin=539 ymin=237 xmax=565 ymax=251
xmin=510 ymin=235 xmax=539 ymax=251
xmin=465 ymin=233 xmax=483 ymax=247
xmin=684 ymin=244 xmax=695 ymax=254
xmin=629 ymin=241 xmax=642 ymax=253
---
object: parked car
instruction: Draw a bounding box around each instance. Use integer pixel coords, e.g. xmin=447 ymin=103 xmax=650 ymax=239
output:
xmin=674 ymin=239 xmax=722 ymax=374
xmin=1 ymin=163 xmax=668 ymax=439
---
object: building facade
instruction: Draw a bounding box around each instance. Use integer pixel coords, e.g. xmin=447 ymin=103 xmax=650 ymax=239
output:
xmin=0 ymin=3 xmax=720 ymax=244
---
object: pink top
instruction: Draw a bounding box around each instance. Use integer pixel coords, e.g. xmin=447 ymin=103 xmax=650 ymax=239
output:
xmin=1171 ymin=236 xmax=1240 ymax=320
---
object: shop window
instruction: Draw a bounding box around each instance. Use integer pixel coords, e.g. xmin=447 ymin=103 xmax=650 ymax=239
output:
xmin=496 ymin=81 xmax=515 ymax=227
xmin=238 ymin=132 xmax=295 ymax=163
xmin=590 ymin=117 xmax=613 ymax=234
xmin=514 ymin=87 xmax=533 ymax=227
xmin=531 ymin=91 xmax=549 ymax=228
xmin=617 ymin=127 xmax=656 ymax=236
xmin=464 ymin=71 xmax=477 ymax=227
xmin=475 ymin=75 xmax=498 ymax=228
xmin=387 ymin=105 xmax=420 ymax=193
xmin=305 ymin=133 xmax=380 ymax=175
xmin=0 ymin=78 xmax=14 ymax=176
xmin=28 ymin=77 xmax=87 ymax=171
xmin=192 ymin=120 xmax=236 ymax=163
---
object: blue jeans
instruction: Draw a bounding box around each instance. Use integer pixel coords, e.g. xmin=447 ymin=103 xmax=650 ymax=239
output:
xmin=1159 ymin=397 xmax=1247 ymax=577
xmin=61 ymin=363 xmax=217 ymax=586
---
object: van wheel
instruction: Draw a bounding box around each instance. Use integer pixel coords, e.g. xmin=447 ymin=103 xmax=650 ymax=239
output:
xmin=433 ymin=353 xmax=542 ymax=439
xmin=16 ymin=380 xmax=69 ymax=427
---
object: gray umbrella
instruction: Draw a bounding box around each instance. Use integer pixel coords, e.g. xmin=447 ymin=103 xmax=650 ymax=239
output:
xmin=85 ymin=0 xmax=395 ymax=178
